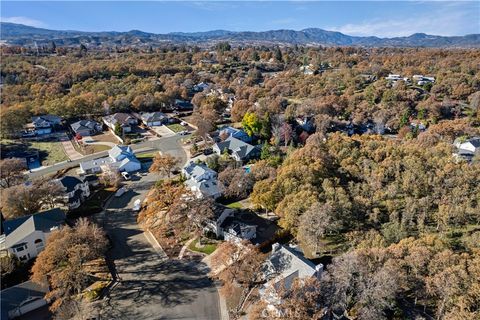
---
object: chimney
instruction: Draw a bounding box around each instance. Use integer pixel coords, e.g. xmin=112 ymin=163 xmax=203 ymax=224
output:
xmin=315 ymin=263 xmax=324 ymax=279
xmin=271 ymin=243 xmax=280 ymax=253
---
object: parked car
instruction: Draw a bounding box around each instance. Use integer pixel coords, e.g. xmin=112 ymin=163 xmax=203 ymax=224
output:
xmin=179 ymin=130 xmax=189 ymax=135
xmin=180 ymin=121 xmax=188 ymax=126
xmin=121 ymin=172 xmax=131 ymax=180
xmin=133 ymin=199 xmax=142 ymax=211
xmin=203 ymin=148 xmax=213 ymax=155
xmin=115 ymin=186 xmax=128 ymax=197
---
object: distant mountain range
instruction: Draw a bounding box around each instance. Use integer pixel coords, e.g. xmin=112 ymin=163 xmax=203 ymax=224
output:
xmin=1 ymin=22 xmax=479 ymax=48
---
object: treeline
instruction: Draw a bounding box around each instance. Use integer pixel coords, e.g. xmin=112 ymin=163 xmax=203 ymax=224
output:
xmin=1 ymin=46 xmax=479 ymax=138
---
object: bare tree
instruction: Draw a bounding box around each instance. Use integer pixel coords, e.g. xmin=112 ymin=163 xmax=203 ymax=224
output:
xmin=150 ymin=153 xmax=180 ymax=178
xmin=0 ymin=159 xmax=26 ymax=189
xmin=99 ymin=166 xmax=122 ymax=188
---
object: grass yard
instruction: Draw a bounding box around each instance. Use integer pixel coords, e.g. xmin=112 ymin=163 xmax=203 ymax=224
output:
xmin=136 ymin=152 xmax=157 ymax=159
xmin=226 ymin=201 xmax=243 ymax=209
xmin=1 ymin=139 xmax=68 ymax=166
xmin=167 ymin=123 xmax=186 ymax=133
xmin=188 ymin=238 xmax=217 ymax=255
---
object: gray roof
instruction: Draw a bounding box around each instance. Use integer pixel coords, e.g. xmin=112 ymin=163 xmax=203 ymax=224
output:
xmin=214 ymin=137 xmax=258 ymax=160
xmin=263 ymin=244 xmax=317 ymax=291
xmin=185 ymin=178 xmax=221 ymax=198
xmin=71 ymin=120 xmax=101 ymax=132
xmin=57 ymin=176 xmax=83 ymax=193
xmin=109 ymin=145 xmax=134 ymax=160
xmin=32 ymin=114 xmax=62 ymax=124
xmin=103 ymin=113 xmax=135 ymax=126
xmin=4 ymin=209 xmax=65 ymax=248
xmin=183 ymin=162 xmax=217 ymax=181
xmin=80 ymin=156 xmax=113 ymax=171
xmin=1 ymin=280 xmax=49 ymax=320
xmin=140 ymin=112 xmax=167 ymax=122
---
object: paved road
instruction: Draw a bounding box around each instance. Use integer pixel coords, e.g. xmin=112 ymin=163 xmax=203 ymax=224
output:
xmin=98 ymin=174 xmax=221 ymax=320
xmin=27 ymin=134 xmax=189 ymax=179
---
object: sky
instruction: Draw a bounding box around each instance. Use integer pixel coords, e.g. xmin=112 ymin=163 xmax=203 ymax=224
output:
xmin=1 ymin=1 xmax=479 ymax=38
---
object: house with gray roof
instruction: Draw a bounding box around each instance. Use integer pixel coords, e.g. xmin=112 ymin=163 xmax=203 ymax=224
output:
xmin=55 ymin=176 xmax=90 ymax=210
xmin=259 ymin=243 xmax=323 ymax=307
xmin=453 ymin=136 xmax=480 ymax=162
xmin=79 ymin=145 xmax=141 ymax=174
xmin=140 ymin=112 xmax=169 ymax=127
xmin=24 ymin=115 xmax=63 ymax=136
xmin=102 ymin=113 xmax=137 ymax=133
xmin=1 ymin=280 xmax=50 ymax=320
xmin=70 ymin=119 xmax=102 ymax=136
xmin=182 ymin=161 xmax=221 ymax=199
xmin=0 ymin=208 xmax=66 ymax=262
xmin=213 ymin=136 xmax=260 ymax=162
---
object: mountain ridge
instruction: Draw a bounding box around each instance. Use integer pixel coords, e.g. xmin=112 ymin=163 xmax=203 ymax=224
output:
xmin=1 ymin=22 xmax=479 ymax=48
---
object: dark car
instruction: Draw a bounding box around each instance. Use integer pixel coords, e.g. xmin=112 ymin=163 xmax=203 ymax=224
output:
xmin=203 ymin=148 xmax=213 ymax=155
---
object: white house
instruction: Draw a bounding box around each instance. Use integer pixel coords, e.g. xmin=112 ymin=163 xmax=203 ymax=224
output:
xmin=0 ymin=208 xmax=66 ymax=262
xmin=220 ymin=216 xmax=256 ymax=243
xmin=259 ymin=243 xmax=323 ymax=308
xmin=204 ymin=207 xmax=235 ymax=237
xmin=79 ymin=145 xmax=141 ymax=174
xmin=1 ymin=280 xmax=50 ymax=320
xmin=56 ymin=176 xmax=90 ymax=210
xmin=183 ymin=162 xmax=221 ymax=199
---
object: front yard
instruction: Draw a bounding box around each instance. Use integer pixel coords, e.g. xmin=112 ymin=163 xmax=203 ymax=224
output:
xmin=188 ymin=238 xmax=218 ymax=255
xmin=167 ymin=123 xmax=186 ymax=133
xmin=1 ymin=139 xmax=68 ymax=166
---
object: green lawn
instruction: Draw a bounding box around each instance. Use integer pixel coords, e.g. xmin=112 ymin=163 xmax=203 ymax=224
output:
xmin=136 ymin=152 xmax=156 ymax=159
xmin=167 ymin=123 xmax=186 ymax=133
xmin=226 ymin=201 xmax=243 ymax=209
xmin=1 ymin=139 xmax=68 ymax=166
xmin=188 ymin=238 xmax=217 ymax=255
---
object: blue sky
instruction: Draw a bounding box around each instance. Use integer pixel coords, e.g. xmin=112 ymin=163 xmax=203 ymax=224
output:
xmin=1 ymin=1 xmax=479 ymax=37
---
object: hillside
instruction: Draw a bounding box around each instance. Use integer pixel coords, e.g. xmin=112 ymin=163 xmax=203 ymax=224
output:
xmin=1 ymin=22 xmax=479 ymax=48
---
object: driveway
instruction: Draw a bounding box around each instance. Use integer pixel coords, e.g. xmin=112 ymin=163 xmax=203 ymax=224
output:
xmin=27 ymin=134 xmax=190 ymax=179
xmin=98 ymin=175 xmax=221 ymax=320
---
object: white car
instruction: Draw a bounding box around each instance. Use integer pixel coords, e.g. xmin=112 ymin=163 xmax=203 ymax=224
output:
xmin=180 ymin=121 xmax=188 ymax=126
xmin=133 ymin=199 xmax=142 ymax=211
xmin=121 ymin=172 xmax=131 ymax=180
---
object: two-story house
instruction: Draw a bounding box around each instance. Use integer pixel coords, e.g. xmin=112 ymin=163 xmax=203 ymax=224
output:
xmin=56 ymin=176 xmax=90 ymax=210
xmin=139 ymin=112 xmax=169 ymax=127
xmin=0 ymin=208 xmax=66 ymax=262
xmin=182 ymin=161 xmax=221 ymax=199
xmin=24 ymin=115 xmax=63 ymax=136
xmin=79 ymin=145 xmax=141 ymax=174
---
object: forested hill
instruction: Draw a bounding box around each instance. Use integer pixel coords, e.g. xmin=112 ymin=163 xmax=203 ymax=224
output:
xmin=2 ymin=22 xmax=479 ymax=48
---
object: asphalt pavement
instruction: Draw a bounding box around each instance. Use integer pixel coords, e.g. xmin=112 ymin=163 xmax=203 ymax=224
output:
xmin=27 ymin=134 xmax=189 ymax=179
xmin=98 ymin=174 xmax=221 ymax=320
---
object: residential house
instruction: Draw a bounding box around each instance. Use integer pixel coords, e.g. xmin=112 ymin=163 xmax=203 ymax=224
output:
xmin=218 ymin=126 xmax=252 ymax=143
xmin=102 ymin=113 xmax=137 ymax=133
xmin=140 ymin=112 xmax=169 ymax=127
xmin=259 ymin=243 xmax=323 ymax=307
xmin=24 ymin=114 xmax=63 ymax=136
xmin=219 ymin=216 xmax=256 ymax=243
xmin=193 ymin=82 xmax=210 ymax=92
xmin=174 ymin=99 xmax=194 ymax=111
xmin=56 ymin=176 xmax=90 ymax=210
xmin=299 ymin=65 xmax=315 ymax=75
xmin=0 ymin=208 xmax=66 ymax=262
xmin=413 ymin=75 xmax=435 ymax=85
xmin=70 ymin=120 xmax=102 ymax=136
xmin=213 ymin=136 xmax=260 ymax=162
xmin=203 ymin=206 xmax=235 ymax=237
xmin=183 ymin=161 xmax=221 ymax=199
xmin=453 ymin=136 xmax=480 ymax=161
xmin=82 ymin=174 xmax=100 ymax=188
xmin=79 ymin=145 xmax=141 ymax=174
xmin=1 ymin=280 xmax=50 ymax=320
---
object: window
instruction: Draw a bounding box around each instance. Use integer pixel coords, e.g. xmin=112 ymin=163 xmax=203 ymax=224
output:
xmin=34 ymin=239 xmax=43 ymax=244
xmin=16 ymin=246 xmax=25 ymax=252
xmin=19 ymin=255 xmax=28 ymax=261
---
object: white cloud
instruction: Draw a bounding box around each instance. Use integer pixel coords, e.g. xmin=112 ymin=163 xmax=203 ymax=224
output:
xmin=329 ymin=4 xmax=476 ymax=37
xmin=1 ymin=16 xmax=47 ymax=28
